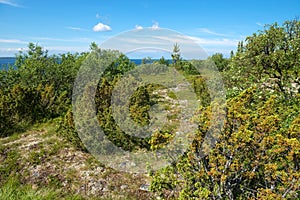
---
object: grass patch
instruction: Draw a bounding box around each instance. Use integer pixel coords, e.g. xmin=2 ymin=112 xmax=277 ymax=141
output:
xmin=0 ymin=178 xmax=84 ymax=200
xmin=167 ymin=91 xmax=177 ymax=100
xmin=0 ymin=149 xmax=22 ymax=185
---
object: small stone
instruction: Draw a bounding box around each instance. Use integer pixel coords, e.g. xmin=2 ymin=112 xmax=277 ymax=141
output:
xmin=139 ymin=184 xmax=150 ymax=191
xmin=120 ymin=185 xmax=128 ymax=190
xmin=32 ymin=171 xmax=39 ymax=177
xmin=31 ymin=184 xmax=38 ymax=190
xmin=95 ymin=181 xmax=103 ymax=189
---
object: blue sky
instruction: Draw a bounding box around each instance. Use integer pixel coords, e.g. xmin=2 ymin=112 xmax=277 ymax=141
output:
xmin=0 ymin=0 xmax=299 ymax=58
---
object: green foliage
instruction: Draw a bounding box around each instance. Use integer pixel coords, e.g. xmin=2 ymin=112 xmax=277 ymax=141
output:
xmin=149 ymin=130 xmax=174 ymax=151
xmin=0 ymin=83 xmax=70 ymax=137
xmin=129 ymin=86 xmax=151 ymax=126
xmin=209 ymin=53 xmax=230 ymax=72
xmin=149 ymin=19 xmax=300 ymax=199
xmin=104 ymin=54 xmax=135 ymax=78
xmin=167 ymin=90 xmax=177 ymax=100
xmin=141 ymin=56 xmax=152 ymax=64
xmin=157 ymin=56 xmax=169 ymax=66
xmin=151 ymin=88 xmax=300 ymax=199
xmin=225 ymin=19 xmax=300 ymax=98
xmin=95 ymin=75 xmax=151 ymax=151
xmin=171 ymin=43 xmax=181 ymax=64
xmin=56 ymin=47 xmax=141 ymax=152
xmin=65 ymin=46 xmax=155 ymax=152
xmin=190 ymin=75 xmax=211 ymax=106
xmin=56 ymin=108 xmax=87 ymax=151
xmin=149 ymin=165 xmax=179 ymax=197
xmin=0 ymin=43 xmax=85 ymax=136
xmin=0 ymin=148 xmax=22 ymax=183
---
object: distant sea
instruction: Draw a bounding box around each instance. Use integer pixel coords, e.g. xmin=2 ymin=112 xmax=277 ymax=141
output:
xmin=0 ymin=57 xmax=149 ymax=70
xmin=0 ymin=57 xmax=16 ymax=70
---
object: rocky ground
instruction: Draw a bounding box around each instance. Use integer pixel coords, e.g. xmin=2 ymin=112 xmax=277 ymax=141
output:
xmin=0 ymin=122 xmax=156 ymax=199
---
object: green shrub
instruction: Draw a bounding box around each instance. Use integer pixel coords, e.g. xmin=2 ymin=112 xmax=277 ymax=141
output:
xmin=150 ymin=88 xmax=300 ymax=199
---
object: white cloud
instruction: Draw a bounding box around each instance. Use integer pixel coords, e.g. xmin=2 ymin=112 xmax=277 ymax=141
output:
xmin=0 ymin=38 xmax=27 ymax=44
xmin=95 ymin=13 xmax=110 ymax=24
xmin=66 ymin=26 xmax=87 ymax=31
xmin=185 ymin=35 xmax=239 ymax=46
xmin=0 ymin=0 xmax=21 ymax=7
xmin=0 ymin=47 xmax=22 ymax=52
xmin=149 ymin=35 xmax=239 ymax=47
xmin=93 ymin=23 xmax=112 ymax=32
xmin=45 ymin=45 xmax=89 ymax=52
xmin=151 ymin=21 xmax=159 ymax=30
xmin=28 ymin=36 xmax=91 ymax=43
xmin=256 ymin=22 xmax=264 ymax=27
xmin=92 ymin=28 xmax=242 ymax=58
xmin=135 ymin=25 xmax=143 ymax=30
xmin=0 ymin=45 xmax=90 ymax=56
xmin=198 ymin=28 xmax=228 ymax=37
xmin=0 ymin=47 xmax=27 ymax=57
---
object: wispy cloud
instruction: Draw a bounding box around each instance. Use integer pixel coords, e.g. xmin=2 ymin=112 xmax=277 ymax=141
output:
xmin=197 ymin=28 xmax=228 ymax=37
xmin=28 ymin=37 xmax=91 ymax=43
xmin=149 ymin=35 xmax=239 ymax=47
xmin=0 ymin=45 xmax=89 ymax=56
xmin=256 ymin=22 xmax=264 ymax=27
xmin=0 ymin=38 xmax=27 ymax=44
xmin=66 ymin=26 xmax=88 ymax=31
xmin=185 ymin=35 xmax=239 ymax=46
xmin=95 ymin=13 xmax=110 ymax=23
xmin=0 ymin=47 xmax=25 ymax=54
xmin=92 ymin=23 xmax=112 ymax=32
xmin=0 ymin=0 xmax=22 ymax=7
xmin=100 ymin=29 xmax=240 ymax=58
xmin=135 ymin=25 xmax=143 ymax=30
xmin=45 ymin=45 xmax=89 ymax=52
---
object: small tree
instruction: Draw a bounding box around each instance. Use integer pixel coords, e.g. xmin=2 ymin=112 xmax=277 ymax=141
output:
xmin=171 ymin=43 xmax=181 ymax=64
xmin=210 ymin=53 xmax=229 ymax=72
xmin=225 ymin=19 xmax=300 ymax=98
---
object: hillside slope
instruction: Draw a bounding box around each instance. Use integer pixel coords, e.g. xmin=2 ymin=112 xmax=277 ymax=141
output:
xmin=0 ymin=121 xmax=156 ymax=200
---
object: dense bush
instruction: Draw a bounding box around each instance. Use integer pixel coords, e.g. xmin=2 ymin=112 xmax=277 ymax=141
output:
xmin=224 ymin=19 xmax=300 ymax=98
xmin=150 ymin=19 xmax=300 ymax=199
xmin=151 ymin=88 xmax=300 ymax=199
xmin=0 ymin=43 xmax=85 ymax=136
